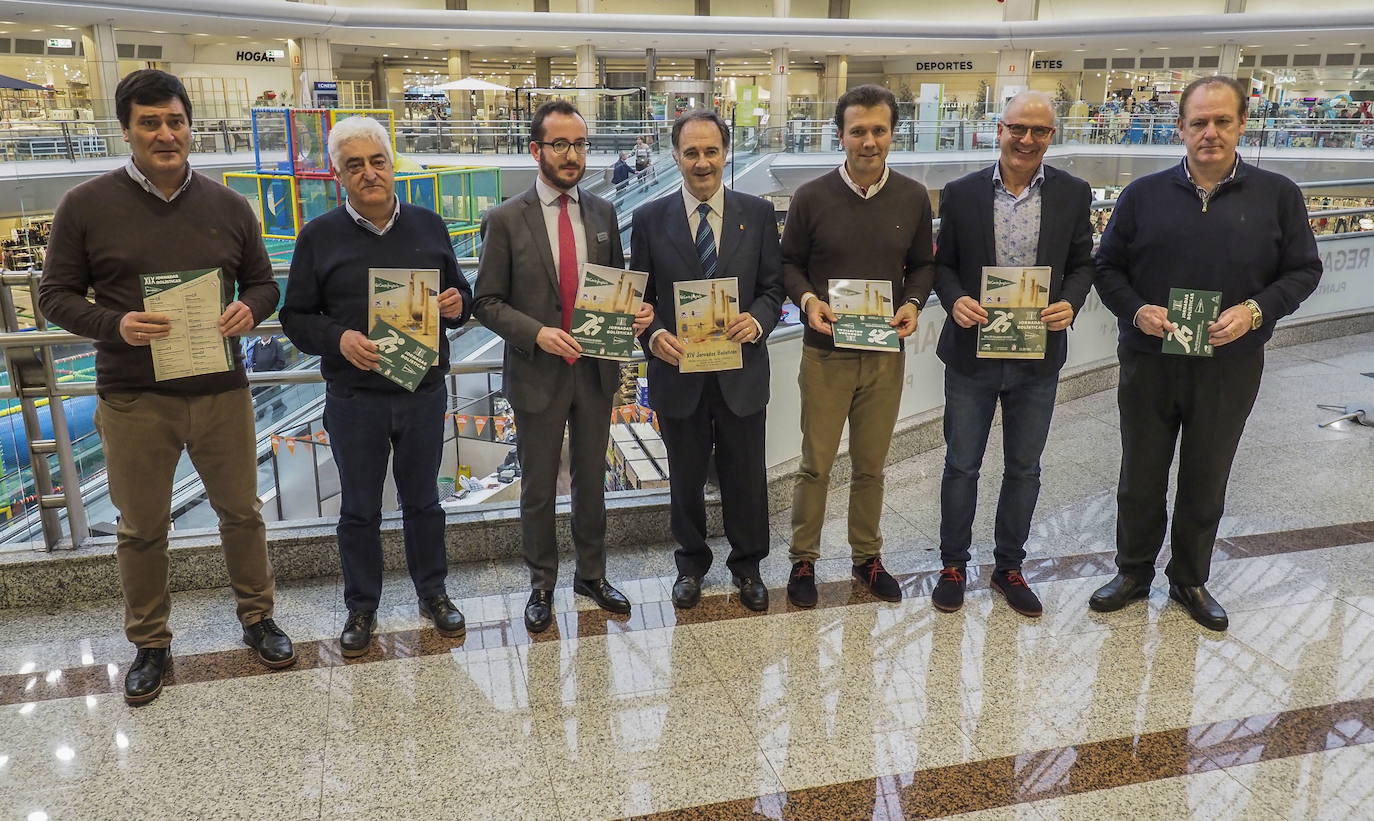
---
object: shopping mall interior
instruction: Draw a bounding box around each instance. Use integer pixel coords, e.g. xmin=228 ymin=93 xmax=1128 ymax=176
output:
xmin=1 ymin=0 xmax=1373 ymax=818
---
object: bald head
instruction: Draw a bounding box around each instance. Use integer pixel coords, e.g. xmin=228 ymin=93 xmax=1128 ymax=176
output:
xmin=1002 ymin=90 xmax=1057 ymax=125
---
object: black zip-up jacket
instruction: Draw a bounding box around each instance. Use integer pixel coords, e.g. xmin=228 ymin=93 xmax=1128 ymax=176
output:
xmin=1094 ymin=156 xmax=1322 ymax=356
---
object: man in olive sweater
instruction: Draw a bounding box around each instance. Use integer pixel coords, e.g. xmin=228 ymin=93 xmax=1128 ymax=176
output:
xmin=38 ymin=70 xmax=294 ymax=705
xmin=781 ymin=84 xmax=936 ymax=607
xmin=281 ymin=116 xmax=472 ymax=656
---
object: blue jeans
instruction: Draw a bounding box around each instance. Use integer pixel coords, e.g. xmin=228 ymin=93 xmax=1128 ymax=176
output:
xmin=939 ymin=363 xmax=1059 ymax=571
xmin=323 ymin=380 xmax=448 ymax=612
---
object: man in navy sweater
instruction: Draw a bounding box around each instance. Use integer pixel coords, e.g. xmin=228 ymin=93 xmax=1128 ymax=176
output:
xmin=1091 ymin=77 xmax=1322 ymax=631
xmin=281 ymin=116 xmax=473 ymax=655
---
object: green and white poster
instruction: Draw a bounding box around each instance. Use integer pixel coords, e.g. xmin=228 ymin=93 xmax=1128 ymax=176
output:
xmin=369 ymin=318 xmax=435 ymax=392
xmin=977 ymin=266 xmax=1050 ymax=360
xmin=829 ymin=279 xmax=900 ymax=352
xmin=139 ymin=267 xmax=232 ymax=382
xmin=1162 ymin=287 xmax=1222 ymax=357
xmin=368 ymin=268 xmax=440 ymax=360
xmin=674 ymin=276 xmax=743 ymax=373
xmin=569 ymin=263 xmax=647 ymax=361
xmin=736 ymin=85 xmax=762 ymax=128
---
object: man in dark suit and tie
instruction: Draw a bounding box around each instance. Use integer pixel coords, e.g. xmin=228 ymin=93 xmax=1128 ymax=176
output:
xmin=930 ymin=91 xmax=1095 ymax=617
xmin=631 ymin=110 xmax=785 ymax=612
xmin=474 ymin=100 xmax=653 ymax=633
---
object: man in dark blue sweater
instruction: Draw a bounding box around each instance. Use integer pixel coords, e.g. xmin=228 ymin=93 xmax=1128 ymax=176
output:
xmin=1091 ymin=77 xmax=1322 ymax=631
xmin=281 ymin=116 xmax=473 ymax=656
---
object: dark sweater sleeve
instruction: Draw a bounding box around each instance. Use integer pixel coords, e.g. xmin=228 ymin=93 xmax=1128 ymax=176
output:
xmin=1093 ymin=185 xmax=1148 ymax=321
xmin=781 ymin=189 xmax=815 ymax=307
xmin=37 ymin=192 xmax=124 ymax=342
xmin=1060 ymin=179 xmax=1097 ymax=313
xmin=932 ymin=183 xmax=966 ymax=309
xmin=230 ymin=193 xmax=280 ymax=325
xmin=1253 ymin=180 xmax=1322 ymax=323
xmin=279 ymin=226 xmax=349 ymax=357
xmin=902 ymin=192 xmax=936 ymax=308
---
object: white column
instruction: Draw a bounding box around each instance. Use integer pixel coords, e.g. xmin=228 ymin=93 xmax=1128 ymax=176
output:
xmin=1219 ymin=44 xmax=1242 ymax=77
xmin=773 ymin=0 xmax=790 ymax=16
xmin=770 ymin=47 xmax=789 ymax=128
xmin=81 ymin=24 xmax=121 ymax=120
xmin=1001 ymin=0 xmax=1039 ymax=22
xmin=822 ymin=54 xmax=848 ymax=103
xmin=447 ymin=49 xmax=472 ymax=120
xmin=576 ymin=43 xmax=597 ymax=124
xmin=994 ymin=49 xmax=1031 ymax=110
xmin=289 ymin=37 xmax=333 ymax=107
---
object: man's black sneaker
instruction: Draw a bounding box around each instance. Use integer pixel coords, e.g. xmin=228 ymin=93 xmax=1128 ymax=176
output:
xmin=787 ymin=561 xmax=818 ymax=608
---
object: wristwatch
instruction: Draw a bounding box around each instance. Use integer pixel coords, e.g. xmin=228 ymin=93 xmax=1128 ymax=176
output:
xmin=1242 ymin=299 xmax=1263 ymax=330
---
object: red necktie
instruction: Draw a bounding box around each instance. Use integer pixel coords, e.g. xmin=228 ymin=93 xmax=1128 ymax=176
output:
xmin=557 ymin=194 xmax=578 ymax=365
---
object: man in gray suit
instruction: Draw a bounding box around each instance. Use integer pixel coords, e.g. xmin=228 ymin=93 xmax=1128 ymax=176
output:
xmin=631 ymin=110 xmax=784 ymax=612
xmin=474 ymin=100 xmax=652 ymax=633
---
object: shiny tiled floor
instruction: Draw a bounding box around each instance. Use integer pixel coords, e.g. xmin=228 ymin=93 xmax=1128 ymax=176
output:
xmin=3 ymin=334 xmax=1374 ymax=820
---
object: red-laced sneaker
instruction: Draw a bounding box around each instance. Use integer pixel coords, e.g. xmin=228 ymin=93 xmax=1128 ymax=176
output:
xmin=787 ymin=560 xmax=818 ymax=608
xmin=991 ymin=569 xmax=1043 ymax=617
xmin=852 ymin=557 xmax=902 ymax=602
xmin=932 ymin=566 xmax=966 ymax=612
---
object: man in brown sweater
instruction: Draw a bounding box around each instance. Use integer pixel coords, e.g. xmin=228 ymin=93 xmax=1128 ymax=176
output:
xmin=37 ymin=70 xmax=295 ymax=705
xmin=781 ymin=84 xmax=936 ymax=607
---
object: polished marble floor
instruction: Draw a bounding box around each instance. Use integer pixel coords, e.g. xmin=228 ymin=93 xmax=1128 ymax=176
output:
xmin=2 ymin=334 xmax=1374 ymax=820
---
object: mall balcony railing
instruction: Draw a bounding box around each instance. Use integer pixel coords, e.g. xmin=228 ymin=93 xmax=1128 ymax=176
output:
xmin=4 ymin=115 xmax=1374 ymax=164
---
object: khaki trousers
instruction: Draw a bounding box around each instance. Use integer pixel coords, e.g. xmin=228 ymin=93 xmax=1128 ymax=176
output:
xmin=791 ymin=345 xmax=905 ymax=563
xmin=95 ymin=388 xmax=274 ymax=648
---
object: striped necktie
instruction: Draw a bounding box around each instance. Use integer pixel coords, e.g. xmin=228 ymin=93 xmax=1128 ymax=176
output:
xmin=695 ymin=202 xmax=717 ymax=279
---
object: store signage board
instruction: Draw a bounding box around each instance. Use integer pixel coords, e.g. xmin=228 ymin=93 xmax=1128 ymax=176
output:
xmin=47 ymin=38 xmax=73 ymax=49
xmin=237 ymin=49 xmax=285 ymax=63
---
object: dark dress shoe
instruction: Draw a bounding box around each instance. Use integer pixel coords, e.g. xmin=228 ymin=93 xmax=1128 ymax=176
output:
xmin=853 ymin=557 xmax=902 ymax=602
xmin=1089 ymin=574 xmax=1151 ymax=612
xmin=1169 ymin=584 xmax=1229 ymax=631
xmin=672 ymin=575 xmax=702 ymax=609
xmin=419 ymin=595 xmax=466 ymax=637
xmin=733 ymin=576 xmax=769 ymax=612
xmin=242 ymin=618 xmax=297 ymax=669
xmin=339 ymin=610 xmax=377 ymax=658
xmin=573 ymin=577 xmax=632 ymax=614
xmin=124 ymin=647 xmax=170 ymax=706
xmin=525 ymin=589 xmax=554 ymax=633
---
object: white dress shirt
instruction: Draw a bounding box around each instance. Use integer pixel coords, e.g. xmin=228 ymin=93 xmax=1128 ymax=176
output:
xmin=345 ymin=195 xmax=400 ymax=236
xmin=125 ymin=159 xmax=193 ymax=203
xmin=535 ymin=175 xmax=588 ymax=270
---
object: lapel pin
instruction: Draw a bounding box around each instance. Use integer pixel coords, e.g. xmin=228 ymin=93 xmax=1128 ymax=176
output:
xmin=739 ymin=224 xmax=745 ymax=230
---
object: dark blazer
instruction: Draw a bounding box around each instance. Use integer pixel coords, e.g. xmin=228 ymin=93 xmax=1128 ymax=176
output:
xmin=473 ymin=184 xmax=625 ymax=414
xmin=631 ymin=187 xmax=785 ymax=419
xmin=933 ymin=163 xmax=1096 ymax=376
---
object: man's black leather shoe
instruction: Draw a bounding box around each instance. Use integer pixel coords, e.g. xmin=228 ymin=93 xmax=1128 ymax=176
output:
xmin=573 ymin=577 xmax=632 ymax=614
xmin=419 ymin=595 xmax=466 ymax=637
xmin=242 ymin=618 xmax=297 ymax=669
xmin=124 ymin=647 xmax=170 ymax=705
xmin=1089 ymin=574 xmax=1151 ymax=612
xmin=525 ymin=589 xmax=554 ymax=633
xmin=1169 ymin=584 xmax=1229 ymax=631
xmin=339 ymin=610 xmax=376 ymax=658
xmin=733 ymin=576 xmax=769 ymax=612
xmin=672 ymin=575 xmax=702 ymax=609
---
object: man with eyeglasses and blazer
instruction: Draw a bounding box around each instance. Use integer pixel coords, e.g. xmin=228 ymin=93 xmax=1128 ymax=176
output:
xmin=474 ymin=100 xmax=653 ymax=633
xmin=929 ymin=90 xmax=1095 ymax=618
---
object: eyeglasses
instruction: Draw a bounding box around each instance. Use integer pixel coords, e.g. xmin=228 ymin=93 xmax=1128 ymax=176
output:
xmin=535 ymin=139 xmax=593 ymax=155
xmin=1001 ymin=122 xmax=1055 ymax=140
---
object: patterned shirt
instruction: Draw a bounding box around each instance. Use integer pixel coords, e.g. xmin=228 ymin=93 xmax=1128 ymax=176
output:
xmin=991 ymin=161 xmax=1045 ymax=267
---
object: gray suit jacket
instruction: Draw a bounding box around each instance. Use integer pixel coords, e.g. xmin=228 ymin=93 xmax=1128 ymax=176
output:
xmin=473 ymin=184 xmax=625 ymax=414
xmin=631 ymin=187 xmax=784 ymax=419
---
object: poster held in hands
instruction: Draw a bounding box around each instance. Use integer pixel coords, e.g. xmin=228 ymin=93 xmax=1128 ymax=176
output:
xmin=976 ymin=265 xmax=1050 ymax=360
xmin=674 ymin=276 xmax=743 ymax=373
xmin=829 ymin=279 xmax=900 ymax=351
xmin=1162 ymin=287 xmax=1222 ymax=357
xmin=139 ymin=267 xmax=232 ymax=382
xmin=569 ymin=263 xmax=648 ymax=361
